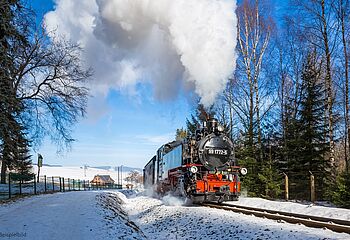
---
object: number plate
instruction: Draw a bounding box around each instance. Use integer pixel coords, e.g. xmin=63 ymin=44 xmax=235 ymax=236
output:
xmin=207 ymin=148 xmax=228 ymax=155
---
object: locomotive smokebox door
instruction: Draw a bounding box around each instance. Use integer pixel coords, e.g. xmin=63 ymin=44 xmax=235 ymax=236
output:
xmin=198 ymin=133 xmax=234 ymax=171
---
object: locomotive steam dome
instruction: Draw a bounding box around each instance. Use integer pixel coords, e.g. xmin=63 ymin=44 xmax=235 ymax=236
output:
xmin=198 ymin=132 xmax=234 ymax=170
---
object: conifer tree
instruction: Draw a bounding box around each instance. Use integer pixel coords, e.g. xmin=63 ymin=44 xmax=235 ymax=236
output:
xmin=297 ymin=52 xmax=330 ymax=199
xmin=0 ymin=1 xmax=28 ymax=183
xmin=10 ymin=124 xmax=33 ymax=182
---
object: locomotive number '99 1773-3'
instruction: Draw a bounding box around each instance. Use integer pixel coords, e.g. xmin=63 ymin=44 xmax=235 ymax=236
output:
xmin=143 ymin=117 xmax=247 ymax=203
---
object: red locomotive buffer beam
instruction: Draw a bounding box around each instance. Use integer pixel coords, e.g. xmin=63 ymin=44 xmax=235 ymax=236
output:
xmin=195 ymin=173 xmax=240 ymax=194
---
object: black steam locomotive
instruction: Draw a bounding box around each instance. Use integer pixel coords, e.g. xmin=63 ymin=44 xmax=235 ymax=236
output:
xmin=143 ymin=117 xmax=247 ymax=203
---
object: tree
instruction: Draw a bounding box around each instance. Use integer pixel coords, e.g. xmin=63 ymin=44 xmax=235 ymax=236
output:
xmin=175 ymin=128 xmax=187 ymax=141
xmin=334 ymin=0 xmax=350 ymax=172
xmin=0 ymin=0 xmax=30 ymax=183
xmin=9 ymin=125 xmax=33 ymax=182
xmin=283 ymin=52 xmax=331 ymax=200
xmin=14 ymin=33 xmax=91 ymax=148
xmin=0 ymin=1 xmax=92 ymax=183
xmin=298 ymin=53 xmax=330 ymax=198
xmin=125 ymin=171 xmax=142 ymax=185
xmin=186 ymin=104 xmax=215 ymax=135
xmin=331 ymin=170 xmax=350 ymax=207
xmin=292 ymin=0 xmax=338 ymax=169
xmin=236 ymin=0 xmax=274 ymax=161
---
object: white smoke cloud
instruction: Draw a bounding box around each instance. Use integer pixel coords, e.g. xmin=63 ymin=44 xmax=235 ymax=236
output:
xmin=44 ymin=0 xmax=237 ymax=107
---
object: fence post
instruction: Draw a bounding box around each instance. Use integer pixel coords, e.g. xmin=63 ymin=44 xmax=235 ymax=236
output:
xmin=73 ymin=179 xmax=75 ymax=191
xmin=68 ymin=178 xmax=70 ymax=191
xmin=59 ymin=177 xmax=62 ymax=192
xmin=8 ymin=173 xmax=11 ymax=199
xmin=19 ymin=180 xmax=22 ymax=195
xmin=44 ymin=175 xmax=47 ymax=193
xmin=34 ymin=174 xmax=37 ymax=195
xmin=310 ymin=171 xmax=315 ymax=202
xmin=283 ymin=172 xmax=289 ymax=201
xmin=78 ymin=180 xmax=81 ymax=191
xmin=62 ymin=177 xmax=65 ymax=192
xmin=83 ymin=180 xmax=86 ymax=191
xmin=52 ymin=176 xmax=55 ymax=192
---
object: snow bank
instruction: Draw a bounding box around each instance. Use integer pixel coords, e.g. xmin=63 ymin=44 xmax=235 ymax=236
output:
xmin=233 ymin=197 xmax=350 ymax=221
xmin=123 ymin=195 xmax=350 ymax=239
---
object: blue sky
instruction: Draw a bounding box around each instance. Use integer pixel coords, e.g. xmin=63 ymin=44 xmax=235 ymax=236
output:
xmin=31 ymin=0 xmax=193 ymax=168
xmin=31 ymin=0 xmax=287 ymax=167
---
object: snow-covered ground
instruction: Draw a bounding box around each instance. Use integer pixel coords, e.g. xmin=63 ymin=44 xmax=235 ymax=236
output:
xmin=125 ymin=194 xmax=350 ymax=240
xmin=0 ymin=190 xmax=349 ymax=239
xmin=32 ymin=165 xmax=129 ymax=182
xmin=0 ymin=165 xmax=136 ymax=200
xmin=228 ymin=197 xmax=350 ymax=221
xmin=0 ymin=191 xmax=144 ymax=239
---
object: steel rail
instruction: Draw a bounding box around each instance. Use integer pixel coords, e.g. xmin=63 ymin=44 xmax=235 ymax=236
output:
xmin=201 ymin=202 xmax=350 ymax=234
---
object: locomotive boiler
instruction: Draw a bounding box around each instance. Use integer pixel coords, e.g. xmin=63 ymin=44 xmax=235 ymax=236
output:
xmin=143 ymin=118 xmax=247 ymax=203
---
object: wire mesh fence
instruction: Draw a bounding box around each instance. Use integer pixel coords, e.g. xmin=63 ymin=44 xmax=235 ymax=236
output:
xmin=0 ymin=173 xmax=122 ymax=201
xmin=280 ymin=171 xmax=326 ymax=202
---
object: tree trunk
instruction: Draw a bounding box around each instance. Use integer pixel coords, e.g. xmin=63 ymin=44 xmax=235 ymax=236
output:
xmin=321 ymin=0 xmax=334 ymax=166
xmin=255 ymin=78 xmax=263 ymax=161
xmin=340 ymin=0 xmax=349 ymax=172
xmin=249 ymin=82 xmax=254 ymax=151
xmin=229 ymin=86 xmax=234 ymax=141
xmin=1 ymin=161 xmax=7 ymax=184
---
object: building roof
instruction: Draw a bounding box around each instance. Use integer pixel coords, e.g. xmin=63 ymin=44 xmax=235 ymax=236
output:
xmin=91 ymin=174 xmax=115 ymax=183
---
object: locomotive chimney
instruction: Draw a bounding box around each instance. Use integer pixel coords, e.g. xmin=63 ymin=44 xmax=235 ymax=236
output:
xmin=208 ymin=118 xmax=218 ymax=133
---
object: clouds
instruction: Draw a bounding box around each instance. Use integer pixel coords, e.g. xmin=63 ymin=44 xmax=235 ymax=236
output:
xmin=44 ymin=0 xmax=237 ymax=107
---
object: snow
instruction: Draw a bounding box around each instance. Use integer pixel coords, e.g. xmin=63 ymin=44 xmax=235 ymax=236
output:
xmin=1 ymin=190 xmax=349 ymax=239
xmin=0 ymin=191 xmax=144 ymax=240
xmin=32 ymin=165 xmax=129 ymax=183
xmin=229 ymin=197 xmax=350 ymax=221
xmin=125 ymin=194 xmax=350 ymax=240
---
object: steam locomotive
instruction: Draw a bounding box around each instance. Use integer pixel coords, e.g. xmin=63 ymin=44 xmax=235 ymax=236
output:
xmin=143 ymin=117 xmax=247 ymax=203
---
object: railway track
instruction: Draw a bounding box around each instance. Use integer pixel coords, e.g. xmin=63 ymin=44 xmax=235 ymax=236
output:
xmin=201 ymin=202 xmax=350 ymax=234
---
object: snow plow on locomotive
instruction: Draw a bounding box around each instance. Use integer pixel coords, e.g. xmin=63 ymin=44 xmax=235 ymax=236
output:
xmin=143 ymin=118 xmax=247 ymax=203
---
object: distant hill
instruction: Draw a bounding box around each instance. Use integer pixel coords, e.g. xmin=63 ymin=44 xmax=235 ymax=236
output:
xmin=33 ymin=163 xmax=63 ymax=167
xmin=31 ymin=165 xmax=133 ymax=181
xmin=93 ymin=166 xmax=142 ymax=172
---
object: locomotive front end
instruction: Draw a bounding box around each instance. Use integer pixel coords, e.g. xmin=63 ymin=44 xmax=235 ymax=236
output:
xmin=184 ymin=118 xmax=247 ymax=203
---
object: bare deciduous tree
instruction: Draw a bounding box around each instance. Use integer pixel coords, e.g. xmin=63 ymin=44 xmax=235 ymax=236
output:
xmin=12 ymin=32 xmax=92 ymax=149
xmin=235 ymin=0 xmax=273 ymax=160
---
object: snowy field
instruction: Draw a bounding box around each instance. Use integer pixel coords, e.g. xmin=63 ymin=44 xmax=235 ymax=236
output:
xmin=0 ymin=190 xmax=349 ymax=240
xmin=31 ymin=165 xmax=130 ymax=182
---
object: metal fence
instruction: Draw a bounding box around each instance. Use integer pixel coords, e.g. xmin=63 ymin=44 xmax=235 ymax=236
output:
xmin=0 ymin=173 xmax=122 ymax=201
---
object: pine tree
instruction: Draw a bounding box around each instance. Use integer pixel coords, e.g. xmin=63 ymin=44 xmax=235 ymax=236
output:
xmin=332 ymin=170 xmax=350 ymax=208
xmin=175 ymin=128 xmax=187 ymax=141
xmin=10 ymin=125 xmax=33 ymax=182
xmin=0 ymin=1 xmax=29 ymax=183
xmin=297 ymin=52 xmax=330 ymax=200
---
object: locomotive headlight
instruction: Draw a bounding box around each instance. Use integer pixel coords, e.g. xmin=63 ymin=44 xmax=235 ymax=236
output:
xmin=190 ymin=166 xmax=198 ymax=173
xmin=240 ymin=168 xmax=248 ymax=175
xmin=218 ymin=125 xmax=224 ymax=132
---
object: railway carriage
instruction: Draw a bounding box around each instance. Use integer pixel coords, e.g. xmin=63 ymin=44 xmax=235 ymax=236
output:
xmin=144 ymin=118 xmax=247 ymax=203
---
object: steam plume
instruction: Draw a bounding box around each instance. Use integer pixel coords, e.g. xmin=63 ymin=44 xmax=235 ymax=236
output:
xmin=45 ymin=0 xmax=237 ymax=107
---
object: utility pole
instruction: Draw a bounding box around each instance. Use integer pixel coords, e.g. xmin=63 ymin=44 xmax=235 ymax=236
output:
xmin=37 ymin=154 xmax=43 ymax=183
xmin=84 ymin=165 xmax=87 ymax=177
xmin=121 ymin=165 xmax=123 ymax=188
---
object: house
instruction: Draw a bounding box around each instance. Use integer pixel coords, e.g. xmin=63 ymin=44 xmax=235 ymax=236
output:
xmin=90 ymin=175 xmax=115 ymax=186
